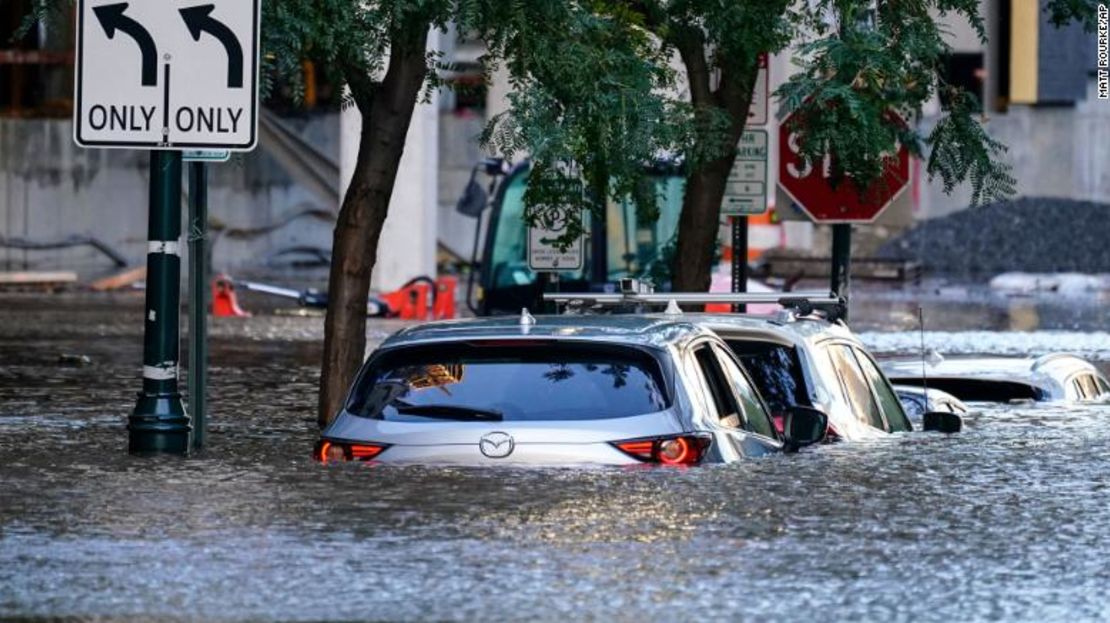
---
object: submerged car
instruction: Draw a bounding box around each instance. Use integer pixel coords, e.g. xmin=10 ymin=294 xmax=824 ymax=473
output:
xmin=315 ymin=313 xmax=828 ymax=466
xmin=547 ymin=286 xmax=963 ymax=439
xmin=697 ymin=314 xmax=916 ymax=439
xmin=881 ymin=354 xmax=1110 ymax=404
xmin=892 ymin=385 xmax=969 ymax=421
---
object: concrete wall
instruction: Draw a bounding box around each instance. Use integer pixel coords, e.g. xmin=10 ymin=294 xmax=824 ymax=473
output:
xmin=920 ymin=81 xmax=1110 ymax=219
xmin=0 ymin=115 xmax=338 ymax=280
xmin=437 ymin=112 xmax=486 ymax=261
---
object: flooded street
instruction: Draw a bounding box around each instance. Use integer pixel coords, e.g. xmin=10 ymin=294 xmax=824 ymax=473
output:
xmin=2 ymin=291 xmax=1109 ymax=621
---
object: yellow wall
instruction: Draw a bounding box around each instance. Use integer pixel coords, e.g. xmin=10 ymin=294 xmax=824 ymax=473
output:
xmin=1009 ymin=0 xmax=1039 ymax=103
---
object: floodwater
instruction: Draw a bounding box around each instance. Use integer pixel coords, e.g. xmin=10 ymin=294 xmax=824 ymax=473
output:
xmin=1 ymin=290 xmax=1109 ymax=621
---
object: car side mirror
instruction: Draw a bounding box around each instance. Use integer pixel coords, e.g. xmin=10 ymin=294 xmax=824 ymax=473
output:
xmin=783 ymin=406 xmax=828 ymax=451
xmin=922 ymin=411 xmax=963 ymax=433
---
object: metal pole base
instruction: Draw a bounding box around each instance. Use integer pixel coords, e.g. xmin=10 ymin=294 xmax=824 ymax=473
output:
xmin=129 ymin=392 xmax=190 ymax=455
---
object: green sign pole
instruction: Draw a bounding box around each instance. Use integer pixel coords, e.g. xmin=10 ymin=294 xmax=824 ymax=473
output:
xmin=128 ymin=150 xmax=190 ymax=455
xmin=187 ymin=161 xmax=209 ymax=450
xmin=730 ymin=216 xmax=748 ymax=313
xmin=830 ymin=223 xmax=852 ymax=321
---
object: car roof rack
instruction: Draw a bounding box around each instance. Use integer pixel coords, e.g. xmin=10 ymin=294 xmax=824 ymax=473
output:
xmin=543 ymin=279 xmax=846 ymax=321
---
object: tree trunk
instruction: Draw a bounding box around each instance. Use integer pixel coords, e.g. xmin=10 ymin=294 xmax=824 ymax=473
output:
xmin=317 ymin=31 xmax=429 ymax=428
xmin=671 ymin=43 xmax=761 ymax=294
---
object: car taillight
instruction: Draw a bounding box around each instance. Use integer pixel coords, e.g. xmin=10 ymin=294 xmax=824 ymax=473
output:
xmin=313 ymin=439 xmax=389 ymax=463
xmin=612 ymin=435 xmax=711 ymax=465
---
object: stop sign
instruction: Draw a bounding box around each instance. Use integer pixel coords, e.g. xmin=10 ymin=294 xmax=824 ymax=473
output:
xmin=778 ymin=111 xmax=910 ymax=223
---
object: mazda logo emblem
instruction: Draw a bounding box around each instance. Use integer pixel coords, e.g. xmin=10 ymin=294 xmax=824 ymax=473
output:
xmin=479 ymin=431 xmax=514 ymax=459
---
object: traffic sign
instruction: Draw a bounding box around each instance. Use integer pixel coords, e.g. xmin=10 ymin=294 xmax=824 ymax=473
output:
xmin=183 ymin=149 xmax=230 ymax=162
xmin=777 ymin=111 xmax=910 ymax=223
xmin=748 ymin=53 xmax=769 ymax=126
xmin=722 ymin=130 xmax=768 ymax=215
xmin=74 ymin=0 xmax=260 ymax=150
xmin=528 ymin=208 xmax=584 ymax=272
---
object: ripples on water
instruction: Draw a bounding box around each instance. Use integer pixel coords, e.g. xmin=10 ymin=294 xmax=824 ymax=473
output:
xmin=1 ymin=294 xmax=1109 ymax=621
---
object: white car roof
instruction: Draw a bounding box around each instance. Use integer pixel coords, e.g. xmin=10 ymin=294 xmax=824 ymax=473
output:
xmin=685 ymin=313 xmax=859 ymax=349
xmin=881 ymin=354 xmax=1100 ymax=386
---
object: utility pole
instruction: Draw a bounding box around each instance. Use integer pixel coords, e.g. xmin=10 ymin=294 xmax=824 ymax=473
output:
xmin=128 ymin=151 xmax=190 ymax=455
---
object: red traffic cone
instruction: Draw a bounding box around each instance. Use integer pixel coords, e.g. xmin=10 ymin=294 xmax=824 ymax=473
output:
xmin=212 ymin=274 xmax=251 ymax=317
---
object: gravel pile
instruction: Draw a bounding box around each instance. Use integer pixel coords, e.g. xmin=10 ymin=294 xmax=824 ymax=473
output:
xmin=877 ymin=197 xmax=1110 ymax=279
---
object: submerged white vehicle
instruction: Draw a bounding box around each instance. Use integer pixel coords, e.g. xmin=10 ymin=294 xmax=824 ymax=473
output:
xmin=315 ymin=310 xmax=829 ymax=466
xmin=892 ymin=385 xmax=969 ymax=421
xmin=881 ymin=354 xmax=1110 ymax=404
xmin=546 ymin=284 xmax=962 ymax=439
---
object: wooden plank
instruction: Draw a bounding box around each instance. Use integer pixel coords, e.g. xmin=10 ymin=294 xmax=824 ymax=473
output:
xmin=0 ymin=271 xmax=79 ymax=285
xmin=88 ymin=266 xmax=146 ymax=291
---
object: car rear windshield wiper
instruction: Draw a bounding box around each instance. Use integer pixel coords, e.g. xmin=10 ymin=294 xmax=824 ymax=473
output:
xmin=392 ymin=404 xmax=504 ymax=421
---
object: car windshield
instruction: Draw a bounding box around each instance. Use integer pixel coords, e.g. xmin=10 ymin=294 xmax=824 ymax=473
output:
xmin=347 ymin=342 xmax=670 ymax=422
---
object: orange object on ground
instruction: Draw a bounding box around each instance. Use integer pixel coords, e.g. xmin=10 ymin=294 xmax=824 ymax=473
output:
xmin=376 ymin=276 xmax=457 ymax=320
xmin=378 ymin=281 xmax=429 ymax=320
xmin=88 ymin=266 xmax=146 ymax=291
xmin=212 ymin=274 xmax=251 ymax=317
xmin=433 ymin=276 xmax=457 ymax=320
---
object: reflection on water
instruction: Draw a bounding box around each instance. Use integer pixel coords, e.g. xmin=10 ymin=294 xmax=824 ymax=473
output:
xmin=2 ymin=294 xmax=1110 ymax=620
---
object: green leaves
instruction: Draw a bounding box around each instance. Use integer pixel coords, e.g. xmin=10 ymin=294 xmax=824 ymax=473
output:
xmin=481 ymin=2 xmax=680 ymax=247
xmin=926 ymin=90 xmax=1016 ymax=205
xmin=778 ymin=0 xmax=1014 ymax=206
xmin=1044 ymin=0 xmax=1098 ymax=30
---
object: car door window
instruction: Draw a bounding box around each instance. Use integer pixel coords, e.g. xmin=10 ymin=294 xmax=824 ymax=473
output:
xmin=693 ymin=346 xmax=741 ymax=427
xmin=1077 ymin=374 xmax=1103 ymax=401
xmin=852 ymin=347 xmax=912 ymax=432
xmin=1096 ymin=375 xmax=1110 ymax=398
xmin=900 ymin=394 xmax=926 ymax=419
xmin=1070 ymin=378 xmax=1085 ymax=400
xmin=712 ymin=345 xmax=778 ymax=439
xmin=727 ymin=341 xmax=810 ymax=414
xmin=1074 ymin=376 xmax=1090 ymax=400
xmin=827 ymin=345 xmax=886 ymax=430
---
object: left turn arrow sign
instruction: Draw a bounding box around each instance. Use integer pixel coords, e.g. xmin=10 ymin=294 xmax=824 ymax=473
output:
xmin=92 ymin=2 xmax=158 ymax=87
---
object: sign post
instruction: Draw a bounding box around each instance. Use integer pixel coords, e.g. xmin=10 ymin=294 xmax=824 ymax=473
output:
xmin=528 ymin=208 xmax=584 ymax=314
xmin=187 ymin=161 xmax=209 ymax=450
xmin=830 ymin=223 xmax=851 ymax=314
xmin=130 ymin=151 xmax=190 ymax=454
xmin=778 ymin=110 xmax=910 ymax=316
xmin=727 ymin=53 xmax=769 ymax=309
xmin=75 ymin=0 xmax=260 ymax=455
xmin=723 ymin=129 xmax=769 ymax=311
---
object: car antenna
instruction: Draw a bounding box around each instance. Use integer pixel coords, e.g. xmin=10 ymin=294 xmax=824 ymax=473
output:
xmin=918 ymin=306 xmax=929 ymax=395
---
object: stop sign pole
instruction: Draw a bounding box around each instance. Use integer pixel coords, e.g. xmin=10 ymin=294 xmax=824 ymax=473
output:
xmin=830 ymin=223 xmax=852 ymax=314
xmin=777 ymin=111 xmax=910 ymax=316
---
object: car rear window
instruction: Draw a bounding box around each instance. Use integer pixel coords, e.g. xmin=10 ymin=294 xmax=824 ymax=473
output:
xmin=347 ymin=342 xmax=670 ymax=422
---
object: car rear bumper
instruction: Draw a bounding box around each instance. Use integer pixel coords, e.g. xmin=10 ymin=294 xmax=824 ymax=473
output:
xmin=354 ymin=441 xmax=640 ymax=466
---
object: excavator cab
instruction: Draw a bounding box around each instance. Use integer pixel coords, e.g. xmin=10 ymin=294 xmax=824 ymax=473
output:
xmin=458 ymin=160 xmax=686 ymax=316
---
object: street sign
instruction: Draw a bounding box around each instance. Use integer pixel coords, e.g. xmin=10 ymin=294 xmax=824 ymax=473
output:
xmin=722 ymin=130 xmax=768 ymax=215
xmin=777 ymin=111 xmax=910 ymax=223
xmin=528 ymin=208 xmax=584 ymax=272
xmin=183 ymin=149 xmax=230 ymax=162
xmin=748 ymin=53 xmax=769 ymax=126
xmin=74 ymin=0 xmax=260 ymax=150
